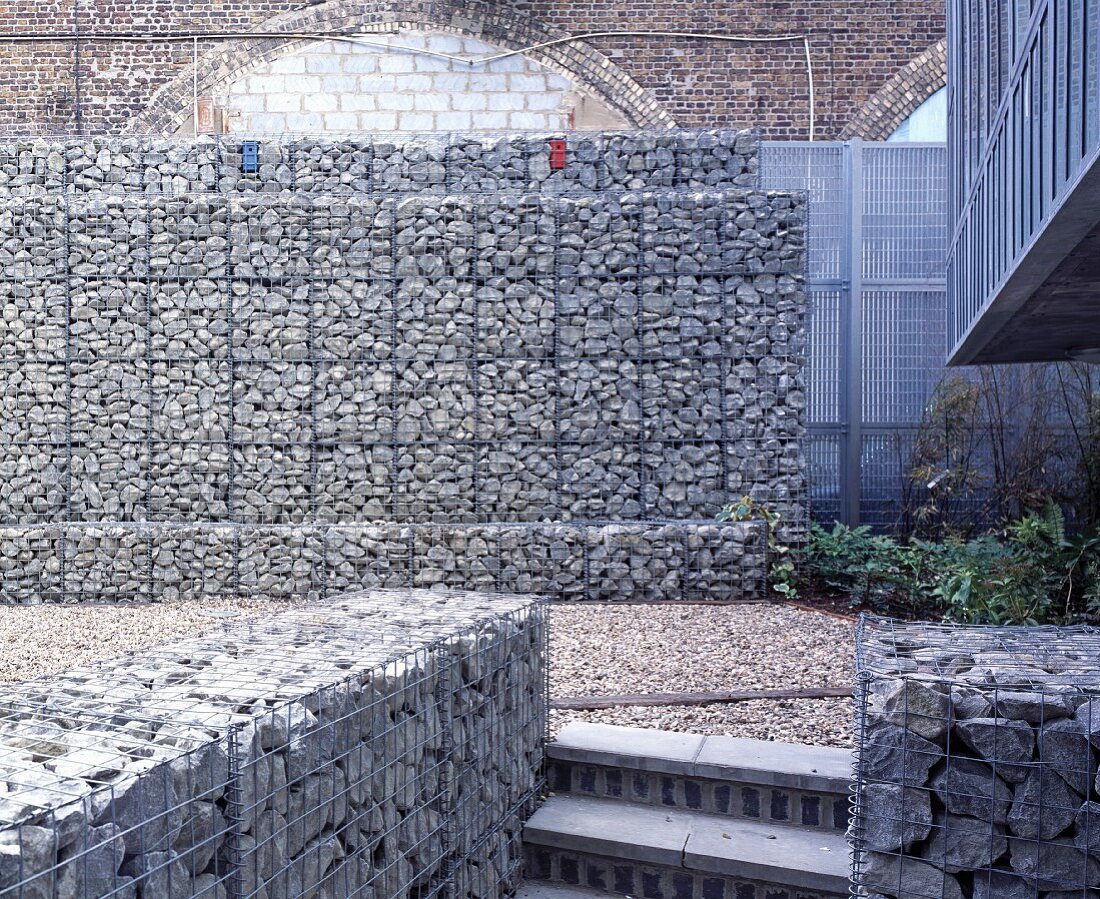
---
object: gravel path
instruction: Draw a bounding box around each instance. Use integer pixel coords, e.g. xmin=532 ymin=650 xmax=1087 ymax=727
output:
xmin=549 ymin=603 xmax=856 ymax=747
xmin=0 ymin=601 xmax=293 ymax=683
xmin=0 ymin=598 xmax=855 ymax=748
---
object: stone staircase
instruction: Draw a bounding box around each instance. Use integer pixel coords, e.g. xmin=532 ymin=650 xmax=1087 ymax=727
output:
xmin=517 ymin=723 xmax=853 ymax=899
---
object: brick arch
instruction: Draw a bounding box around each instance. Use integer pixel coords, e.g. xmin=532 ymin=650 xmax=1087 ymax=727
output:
xmin=841 ymin=39 xmax=946 ymax=141
xmin=131 ymin=0 xmax=677 ymax=134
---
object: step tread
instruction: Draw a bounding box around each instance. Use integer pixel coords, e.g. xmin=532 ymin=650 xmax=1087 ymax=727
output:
xmin=525 ymin=794 xmax=850 ymax=892
xmin=550 ymin=723 xmax=852 ymax=793
xmin=515 ymin=883 xmax=609 ymax=899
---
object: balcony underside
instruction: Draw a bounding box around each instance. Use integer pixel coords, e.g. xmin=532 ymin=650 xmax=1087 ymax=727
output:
xmin=950 ymin=154 xmax=1100 ymax=365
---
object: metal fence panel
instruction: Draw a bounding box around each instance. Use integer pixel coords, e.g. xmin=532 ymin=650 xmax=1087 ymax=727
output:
xmin=757 ymin=142 xmax=848 ymax=283
xmin=862 ymin=290 xmax=947 ymax=425
xmin=861 ymin=144 xmax=949 ymax=281
xmin=762 ymin=141 xmax=949 ymax=528
xmin=807 ymin=289 xmax=845 ymax=426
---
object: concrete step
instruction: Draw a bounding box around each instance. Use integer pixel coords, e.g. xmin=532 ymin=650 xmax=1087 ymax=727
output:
xmin=515 ymin=883 xmax=610 ymax=899
xmin=547 ymin=723 xmax=853 ymax=833
xmin=523 ymin=794 xmax=850 ymax=899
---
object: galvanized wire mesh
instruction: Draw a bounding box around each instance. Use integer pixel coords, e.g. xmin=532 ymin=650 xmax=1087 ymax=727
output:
xmin=0 ymin=130 xmax=758 ymax=198
xmin=852 ymin=614 xmax=1100 ymax=897
xmin=0 ymin=178 xmax=803 ymax=603
xmin=0 ymin=588 xmax=546 ymax=899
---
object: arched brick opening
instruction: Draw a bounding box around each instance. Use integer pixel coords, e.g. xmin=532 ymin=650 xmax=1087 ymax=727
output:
xmin=131 ymin=0 xmax=677 ymax=135
xmin=841 ymin=39 xmax=947 ymax=141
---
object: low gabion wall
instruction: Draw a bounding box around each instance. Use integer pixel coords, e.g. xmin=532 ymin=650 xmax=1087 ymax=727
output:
xmin=0 ymin=129 xmax=757 ymax=197
xmin=0 ymin=588 xmax=545 ymax=899
xmin=0 ymin=519 xmax=765 ymax=603
xmin=852 ymin=615 xmax=1100 ymax=898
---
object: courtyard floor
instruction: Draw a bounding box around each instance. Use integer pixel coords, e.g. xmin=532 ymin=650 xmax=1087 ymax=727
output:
xmin=549 ymin=603 xmax=855 ymax=747
xmin=0 ymin=599 xmax=855 ymax=748
xmin=0 ymin=600 xmax=286 ymax=683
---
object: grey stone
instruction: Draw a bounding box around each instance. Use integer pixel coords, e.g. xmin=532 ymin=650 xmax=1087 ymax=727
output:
xmin=1045 ymin=893 xmax=1100 ymax=899
xmin=56 ymin=823 xmax=126 ymax=898
xmin=971 ymin=870 xmax=1036 ymax=899
xmin=92 ymin=766 xmax=180 ymax=852
xmin=861 ymin=722 xmax=944 ymax=786
xmin=869 ymin=678 xmax=951 ymax=740
xmin=1008 ymin=767 xmax=1082 ymax=840
xmin=1039 ymin=717 xmax=1095 ymax=795
xmin=0 ymin=825 xmax=56 ymax=899
xmin=862 ymin=852 xmax=965 ymax=899
xmin=921 ymin=812 xmax=1008 ymax=874
xmin=995 ymin=691 xmax=1075 ymax=724
xmin=951 ymin=686 xmax=995 ymax=719
xmin=171 ymin=801 xmax=225 ymax=874
xmin=862 ymin=782 xmax=933 ymax=852
xmin=954 ymin=717 xmax=1035 ymax=783
xmin=121 ymin=849 xmax=191 ymax=899
xmin=1008 ymin=836 xmax=1100 ymax=889
xmin=1074 ymin=800 xmax=1100 ymax=852
xmin=930 ymin=758 xmax=1013 ymax=824
xmin=1073 ymin=698 xmax=1100 ymax=747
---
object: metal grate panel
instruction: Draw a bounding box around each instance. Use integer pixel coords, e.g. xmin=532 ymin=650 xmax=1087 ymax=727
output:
xmin=862 ymin=290 xmax=948 ymax=425
xmin=760 ymin=142 xmax=847 ymax=282
xmin=763 ymin=141 xmax=951 ymax=529
xmin=862 ymin=145 xmax=949 ymax=281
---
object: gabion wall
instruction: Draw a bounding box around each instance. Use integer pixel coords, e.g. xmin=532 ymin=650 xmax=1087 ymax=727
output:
xmin=0 ymin=130 xmax=757 ymax=197
xmin=852 ymin=615 xmax=1100 ymax=898
xmin=0 ymin=589 xmax=546 ymax=899
xmin=0 ymin=129 xmax=804 ymax=603
xmin=0 ymin=521 xmax=765 ymax=603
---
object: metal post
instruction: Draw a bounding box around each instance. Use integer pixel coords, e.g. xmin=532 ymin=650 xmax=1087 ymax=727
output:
xmin=843 ymin=140 xmax=864 ymax=526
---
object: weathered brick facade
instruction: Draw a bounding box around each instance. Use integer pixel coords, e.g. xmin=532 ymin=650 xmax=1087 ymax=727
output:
xmin=0 ymin=0 xmax=944 ymax=138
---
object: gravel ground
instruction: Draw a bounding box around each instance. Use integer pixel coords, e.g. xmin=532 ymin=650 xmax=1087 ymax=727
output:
xmin=549 ymin=602 xmax=856 ymax=748
xmin=0 ymin=601 xmax=294 ymax=683
xmin=0 ymin=598 xmax=855 ymax=748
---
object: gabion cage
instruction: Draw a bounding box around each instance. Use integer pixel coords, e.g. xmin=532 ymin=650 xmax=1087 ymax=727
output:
xmin=0 ymin=128 xmax=807 ymax=603
xmin=0 ymin=588 xmax=546 ymax=899
xmin=852 ymin=615 xmax=1100 ymax=898
xmin=0 ymin=166 xmax=805 ymax=604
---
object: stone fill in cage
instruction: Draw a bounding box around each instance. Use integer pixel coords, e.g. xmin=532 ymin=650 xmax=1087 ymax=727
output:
xmin=0 ymin=141 xmax=806 ymax=603
xmin=852 ymin=615 xmax=1100 ymax=898
xmin=0 ymin=130 xmax=758 ymax=198
xmin=0 ymin=589 xmax=546 ymax=898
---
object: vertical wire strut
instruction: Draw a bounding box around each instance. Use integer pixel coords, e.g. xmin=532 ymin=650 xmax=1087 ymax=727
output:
xmin=61 ymin=194 xmax=73 ymax=604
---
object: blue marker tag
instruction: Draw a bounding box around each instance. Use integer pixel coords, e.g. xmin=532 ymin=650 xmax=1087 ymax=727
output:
xmin=241 ymin=141 xmax=260 ymax=173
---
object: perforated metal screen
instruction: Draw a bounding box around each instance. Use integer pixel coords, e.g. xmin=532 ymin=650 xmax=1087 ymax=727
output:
xmin=761 ymin=141 xmax=949 ymax=528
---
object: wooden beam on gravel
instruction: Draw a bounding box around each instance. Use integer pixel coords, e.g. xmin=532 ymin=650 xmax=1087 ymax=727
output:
xmin=782 ymin=600 xmax=860 ymax=622
xmin=551 ymin=685 xmax=852 ymax=710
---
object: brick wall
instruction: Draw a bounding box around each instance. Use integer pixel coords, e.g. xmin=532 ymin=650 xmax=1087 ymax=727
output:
xmin=219 ymin=33 xmax=625 ymax=134
xmin=0 ymin=0 xmax=944 ymax=138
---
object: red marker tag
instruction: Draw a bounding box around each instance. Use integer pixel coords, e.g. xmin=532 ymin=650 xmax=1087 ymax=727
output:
xmin=549 ymin=139 xmax=567 ymax=170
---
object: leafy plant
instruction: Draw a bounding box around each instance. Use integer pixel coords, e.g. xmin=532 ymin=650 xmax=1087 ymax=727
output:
xmin=802 ymin=505 xmax=1100 ymax=625
xmin=901 ymin=364 xmax=1100 ymax=540
xmin=717 ymin=496 xmax=797 ymax=598
xmin=802 ymin=523 xmax=942 ymax=617
xmin=929 ymin=536 xmax=1050 ymax=625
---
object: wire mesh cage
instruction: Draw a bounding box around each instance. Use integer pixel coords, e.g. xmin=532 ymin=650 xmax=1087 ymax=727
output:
xmin=0 ymin=130 xmax=758 ymax=199
xmin=0 ymin=179 xmax=805 ymax=603
xmin=0 ymin=588 xmax=547 ymax=899
xmin=852 ymin=614 xmax=1100 ymax=898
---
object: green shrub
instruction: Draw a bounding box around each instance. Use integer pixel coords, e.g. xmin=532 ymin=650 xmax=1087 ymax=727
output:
xmin=716 ymin=495 xmax=796 ymax=599
xmin=804 ymin=523 xmax=943 ymax=618
xmin=802 ymin=503 xmax=1100 ymax=625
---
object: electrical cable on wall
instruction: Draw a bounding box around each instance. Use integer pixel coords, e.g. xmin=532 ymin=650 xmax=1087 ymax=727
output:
xmin=0 ymin=28 xmax=817 ymax=140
